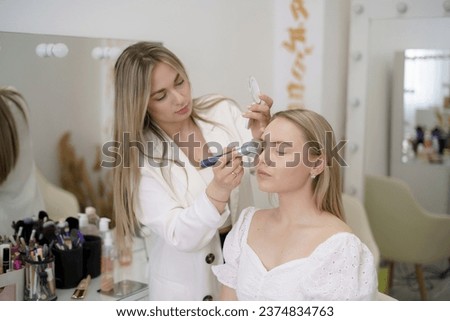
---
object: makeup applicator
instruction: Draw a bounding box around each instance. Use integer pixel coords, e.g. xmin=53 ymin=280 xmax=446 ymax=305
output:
xmin=200 ymin=140 xmax=263 ymax=168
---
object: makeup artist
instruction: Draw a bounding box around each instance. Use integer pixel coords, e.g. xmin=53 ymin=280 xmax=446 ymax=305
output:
xmin=0 ymin=87 xmax=44 ymax=237
xmin=112 ymin=42 xmax=272 ymax=300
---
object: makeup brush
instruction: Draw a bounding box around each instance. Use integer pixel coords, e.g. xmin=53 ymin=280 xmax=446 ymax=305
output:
xmin=200 ymin=140 xmax=263 ymax=168
xmin=65 ymin=216 xmax=79 ymax=231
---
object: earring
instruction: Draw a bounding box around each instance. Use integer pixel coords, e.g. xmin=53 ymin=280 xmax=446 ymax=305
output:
xmin=311 ymin=173 xmax=316 ymax=179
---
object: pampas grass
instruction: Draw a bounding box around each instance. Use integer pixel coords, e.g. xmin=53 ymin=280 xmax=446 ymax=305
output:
xmin=58 ymin=132 xmax=114 ymax=226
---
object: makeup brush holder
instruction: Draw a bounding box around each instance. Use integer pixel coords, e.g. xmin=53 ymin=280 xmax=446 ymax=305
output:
xmin=52 ymin=246 xmax=83 ymax=289
xmin=24 ymin=257 xmax=57 ymax=301
xmin=82 ymin=235 xmax=102 ymax=278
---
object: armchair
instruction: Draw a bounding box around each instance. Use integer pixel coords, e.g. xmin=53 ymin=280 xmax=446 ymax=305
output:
xmin=343 ymin=194 xmax=397 ymax=300
xmin=364 ymin=175 xmax=450 ymax=300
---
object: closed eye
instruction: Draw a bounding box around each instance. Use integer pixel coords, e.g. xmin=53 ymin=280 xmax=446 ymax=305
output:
xmin=154 ymin=92 xmax=166 ymax=101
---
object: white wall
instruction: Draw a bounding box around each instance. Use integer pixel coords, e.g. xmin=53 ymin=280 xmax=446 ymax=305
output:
xmin=0 ymin=0 xmax=275 ymax=105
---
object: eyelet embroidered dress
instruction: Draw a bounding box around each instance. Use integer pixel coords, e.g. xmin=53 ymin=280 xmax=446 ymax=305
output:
xmin=212 ymin=207 xmax=378 ymax=300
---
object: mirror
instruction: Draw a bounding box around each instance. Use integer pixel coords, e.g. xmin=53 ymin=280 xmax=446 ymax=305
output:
xmin=400 ymin=49 xmax=450 ymax=165
xmin=391 ymin=49 xmax=450 ymax=214
xmin=0 ymin=32 xmax=134 ymax=184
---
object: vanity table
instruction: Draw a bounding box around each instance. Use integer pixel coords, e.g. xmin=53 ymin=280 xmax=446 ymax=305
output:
xmin=56 ymin=238 xmax=149 ymax=301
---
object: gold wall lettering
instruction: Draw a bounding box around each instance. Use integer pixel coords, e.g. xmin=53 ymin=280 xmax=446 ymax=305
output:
xmin=282 ymin=0 xmax=313 ymax=109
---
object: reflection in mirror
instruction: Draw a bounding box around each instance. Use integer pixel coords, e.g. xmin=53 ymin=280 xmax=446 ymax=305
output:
xmin=401 ymin=49 xmax=450 ymax=165
xmin=0 ymin=32 xmax=134 ymax=217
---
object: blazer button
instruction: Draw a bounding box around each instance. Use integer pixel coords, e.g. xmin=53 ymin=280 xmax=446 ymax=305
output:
xmin=205 ymin=253 xmax=215 ymax=264
xmin=203 ymin=295 xmax=213 ymax=301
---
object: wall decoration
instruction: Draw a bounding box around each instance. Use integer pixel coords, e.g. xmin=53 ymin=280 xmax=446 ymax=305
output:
xmin=282 ymin=0 xmax=313 ymax=109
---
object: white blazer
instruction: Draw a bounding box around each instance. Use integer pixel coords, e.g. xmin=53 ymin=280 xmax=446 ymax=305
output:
xmin=136 ymin=97 xmax=254 ymax=300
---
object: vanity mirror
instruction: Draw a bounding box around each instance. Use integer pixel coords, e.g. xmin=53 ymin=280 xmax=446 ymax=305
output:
xmin=345 ymin=0 xmax=450 ymax=215
xmin=0 ymin=32 xmax=134 ymax=187
xmin=0 ymin=32 xmax=140 ymax=218
xmin=399 ymin=49 xmax=450 ymax=165
xmin=391 ymin=48 xmax=450 ymax=214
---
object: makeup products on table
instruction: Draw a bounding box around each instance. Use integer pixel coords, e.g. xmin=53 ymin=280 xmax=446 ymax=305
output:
xmin=7 ymin=210 xmax=117 ymax=299
xmin=0 ymin=242 xmax=17 ymax=274
xmin=100 ymin=231 xmax=115 ymax=292
xmin=71 ymin=274 xmax=91 ymax=299
xmin=23 ymin=246 xmax=57 ymax=301
xmin=2 ymin=247 xmax=10 ymax=273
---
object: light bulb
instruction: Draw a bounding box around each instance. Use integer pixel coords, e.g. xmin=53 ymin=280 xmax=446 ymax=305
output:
xmin=351 ymin=98 xmax=361 ymax=108
xmin=107 ymin=47 xmax=122 ymax=60
xmin=91 ymin=46 xmax=122 ymax=60
xmin=35 ymin=43 xmax=68 ymax=58
xmin=352 ymin=51 xmax=362 ymax=61
xmin=353 ymin=4 xmax=364 ymax=15
xmin=35 ymin=43 xmax=48 ymax=57
xmin=444 ymin=0 xmax=450 ymax=12
xmin=52 ymin=43 xmax=69 ymax=58
xmin=91 ymin=47 xmax=105 ymax=59
xmin=396 ymin=2 xmax=408 ymax=14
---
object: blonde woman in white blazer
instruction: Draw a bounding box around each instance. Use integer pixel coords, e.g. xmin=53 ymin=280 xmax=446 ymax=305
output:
xmin=112 ymin=42 xmax=272 ymax=300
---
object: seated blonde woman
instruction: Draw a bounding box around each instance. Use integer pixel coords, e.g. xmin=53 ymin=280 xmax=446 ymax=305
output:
xmin=213 ymin=109 xmax=378 ymax=300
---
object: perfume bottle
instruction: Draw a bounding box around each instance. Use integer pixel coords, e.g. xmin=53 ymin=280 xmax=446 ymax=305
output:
xmin=100 ymin=231 xmax=114 ymax=292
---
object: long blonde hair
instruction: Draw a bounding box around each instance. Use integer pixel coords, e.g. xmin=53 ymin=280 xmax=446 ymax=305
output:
xmin=271 ymin=109 xmax=345 ymax=221
xmin=0 ymin=87 xmax=27 ymax=184
xmin=113 ymin=42 xmax=229 ymax=248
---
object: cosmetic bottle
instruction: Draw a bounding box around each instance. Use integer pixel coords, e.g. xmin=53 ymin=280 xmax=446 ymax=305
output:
xmin=78 ymin=213 xmax=99 ymax=236
xmin=98 ymin=217 xmax=111 ymax=241
xmin=100 ymin=230 xmax=115 ymax=292
xmin=85 ymin=206 xmax=100 ymax=227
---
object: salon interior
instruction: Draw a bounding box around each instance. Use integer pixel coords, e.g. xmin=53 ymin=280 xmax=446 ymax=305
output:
xmin=0 ymin=0 xmax=449 ymax=301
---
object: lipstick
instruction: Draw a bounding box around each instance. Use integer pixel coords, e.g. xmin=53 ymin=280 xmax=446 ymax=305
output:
xmin=2 ymin=247 xmax=10 ymax=273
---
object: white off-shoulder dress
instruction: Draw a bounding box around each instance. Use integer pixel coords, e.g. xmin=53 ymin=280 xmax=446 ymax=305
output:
xmin=212 ymin=207 xmax=378 ymax=301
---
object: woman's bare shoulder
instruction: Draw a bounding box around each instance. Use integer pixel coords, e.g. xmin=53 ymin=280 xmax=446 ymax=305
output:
xmin=320 ymin=211 xmax=352 ymax=234
xmin=252 ymin=208 xmax=275 ymax=221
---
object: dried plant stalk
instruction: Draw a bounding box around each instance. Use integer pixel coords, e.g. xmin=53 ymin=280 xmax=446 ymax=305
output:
xmin=58 ymin=132 xmax=114 ymax=225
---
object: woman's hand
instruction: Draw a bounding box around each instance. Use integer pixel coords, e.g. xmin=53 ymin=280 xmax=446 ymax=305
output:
xmin=243 ymin=94 xmax=273 ymax=140
xmin=206 ymin=149 xmax=243 ymax=211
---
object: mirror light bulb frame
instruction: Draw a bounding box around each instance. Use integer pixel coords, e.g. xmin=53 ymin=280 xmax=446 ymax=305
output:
xmin=444 ymin=0 xmax=450 ymax=12
xmin=35 ymin=43 xmax=69 ymax=58
xmin=91 ymin=46 xmax=122 ymax=60
xmin=353 ymin=3 xmax=364 ymax=15
xmin=396 ymin=2 xmax=408 ymax=14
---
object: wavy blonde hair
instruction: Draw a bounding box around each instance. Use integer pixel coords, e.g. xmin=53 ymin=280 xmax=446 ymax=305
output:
xmin=113 ymin=42 xmax=230 ymax=248
xmin=271 ymin=109 xmax=345 ymax=221
xmin=0 ymin=87 xmax=27 ymax=184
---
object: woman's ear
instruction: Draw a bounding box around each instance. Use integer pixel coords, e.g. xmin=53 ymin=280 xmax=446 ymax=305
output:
xmin=311 ymin=155 xmax=325 ymax=177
